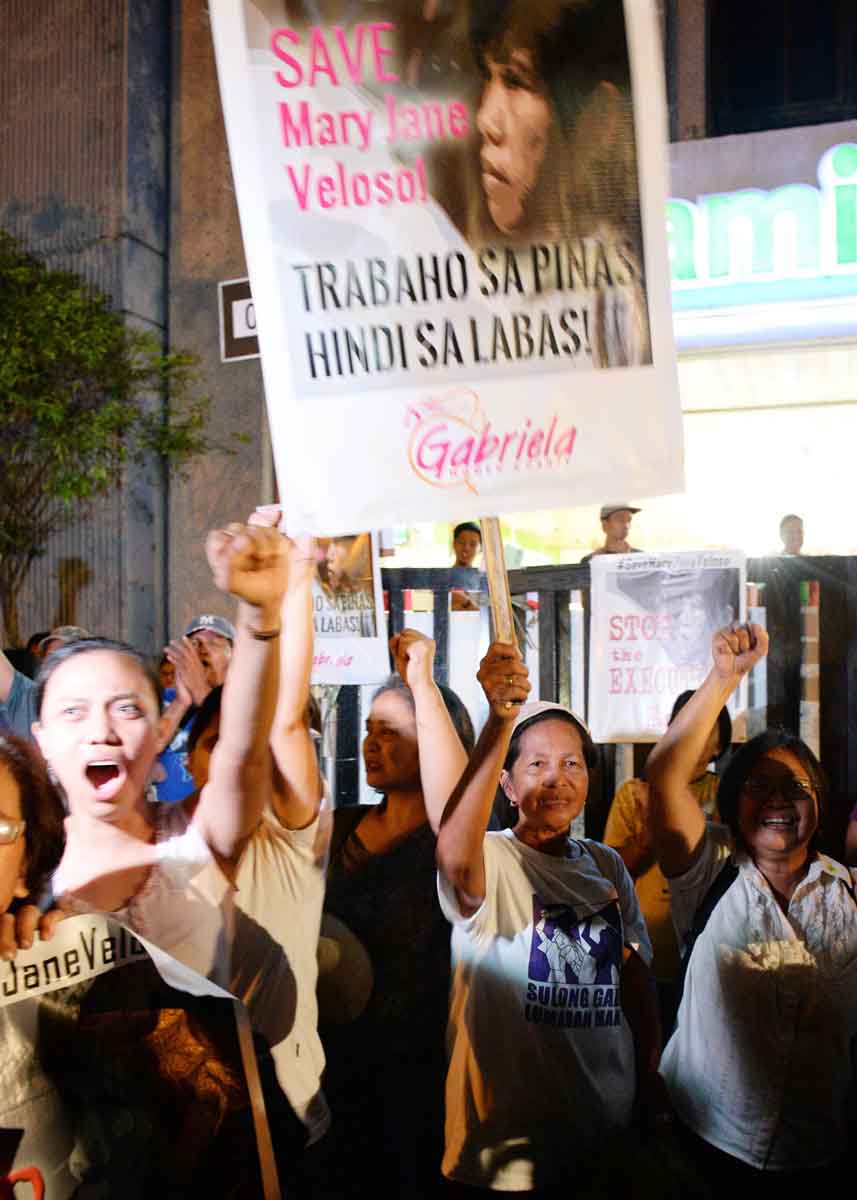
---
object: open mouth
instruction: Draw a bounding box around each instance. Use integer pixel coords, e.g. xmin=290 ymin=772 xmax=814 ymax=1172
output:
xmin=85 ymin=762 xmax=121 ymax=792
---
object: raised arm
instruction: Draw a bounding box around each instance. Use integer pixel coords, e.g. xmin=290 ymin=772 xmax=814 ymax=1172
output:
xmin=0 ymin=650 xmax=16 ymax=704
xmin=156 ymin=636 xmax=211 ymax=753
xmin=436 ymin=643 xmax=530 ymax=915
xmin=390 ymin=628 xmax=469 ymax=834
xmin=646 ymin=623 xmax=767 ymax=878
xmin=191 ymin=523 xmax=287 ymax=865
xmin=268 ymin=535 xmax=323 ymax=830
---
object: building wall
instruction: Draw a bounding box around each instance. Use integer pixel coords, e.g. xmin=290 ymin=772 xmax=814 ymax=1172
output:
xmin=165 ymin=0 xmax=271 ymax=638
xmin=0 ymin=0 xmax=171 ymax=649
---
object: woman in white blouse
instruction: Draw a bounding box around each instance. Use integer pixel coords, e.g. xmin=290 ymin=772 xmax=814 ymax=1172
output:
xmin=646 ymin=622 xmax=857 ymax=1185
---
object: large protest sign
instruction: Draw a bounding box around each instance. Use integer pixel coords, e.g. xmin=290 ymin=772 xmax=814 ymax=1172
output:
xmin=312 ymin=530 xmax=389 ymax=682
xmin=0 ymin=916 xmax=276 ymax=1199
xmin=588 ymin=551 xmax=746 ymax=742
xmin=209 ymin=0 xmax=682 ymax=534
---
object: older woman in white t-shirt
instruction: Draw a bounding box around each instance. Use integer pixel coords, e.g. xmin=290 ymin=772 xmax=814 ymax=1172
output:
xmin=436 ymin=643 xmax=662 ymax=1193
xmin=646 ymin=623 xmax=857 ymax=1184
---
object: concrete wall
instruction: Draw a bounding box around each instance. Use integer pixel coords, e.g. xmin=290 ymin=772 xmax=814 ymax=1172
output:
xmin=0 ymin=0 xmax=172 ymax=650
xmin=165 ymin=0 xmax=272 ymax=638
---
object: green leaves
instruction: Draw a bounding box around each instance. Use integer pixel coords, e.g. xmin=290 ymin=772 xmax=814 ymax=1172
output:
xmin=0 ymin=229 xmax=234 ymax=517
xmin=0 ymin=230 xmax=239 ymax=628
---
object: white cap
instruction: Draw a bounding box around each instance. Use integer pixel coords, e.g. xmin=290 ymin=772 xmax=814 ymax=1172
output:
xmin=511 ymin=700 xmax=591 ymax=738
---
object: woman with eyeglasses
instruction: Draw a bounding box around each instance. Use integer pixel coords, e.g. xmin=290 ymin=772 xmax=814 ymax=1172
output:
xmin=646 ymin=623 xmax=857 ymax=1186
xmin=0 ymin=732 xmax=64 ymax=936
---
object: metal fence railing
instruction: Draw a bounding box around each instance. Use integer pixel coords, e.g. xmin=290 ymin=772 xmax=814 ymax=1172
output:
xmin=327 ymin=556 xmax=857 ymax=857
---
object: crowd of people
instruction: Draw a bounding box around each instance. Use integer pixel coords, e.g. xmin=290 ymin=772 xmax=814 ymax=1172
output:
xmin=0 ymin=510 xmax=853 ymax=1199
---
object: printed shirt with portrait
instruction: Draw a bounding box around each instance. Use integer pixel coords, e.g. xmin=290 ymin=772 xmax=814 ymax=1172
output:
xmin=604 ymin=772 xmax=719 ymax=981
xmin=661 ymin=823 xmax=857 ymax=1171
xmin=438 ymin=830 xmax=651 ymax=1192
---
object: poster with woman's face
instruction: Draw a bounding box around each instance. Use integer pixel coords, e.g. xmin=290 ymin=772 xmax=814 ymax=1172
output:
xmin=210 ymin=0 xmax=682 ymax=534
xmin=0 ymin=919 xmax=271 ymax=1199
xmin=587 ymin=551 xmax=747 ymax=742
xmin=311 ymin=530 xmax=390 ymax=683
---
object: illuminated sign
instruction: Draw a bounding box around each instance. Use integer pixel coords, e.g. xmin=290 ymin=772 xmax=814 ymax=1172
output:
xmin=667 ymin=143 xmax=857 ymax=307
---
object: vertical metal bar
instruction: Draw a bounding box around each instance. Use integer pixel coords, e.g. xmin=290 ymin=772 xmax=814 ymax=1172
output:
xmin=433 ymin=588 xmax=450 ymax=686
xmin=538 ymin=587 xmax=558 ymax=702
xmin=389 ymin=583 xmax=405 ymax=637
xmin=556 ymin=589 xmax=572 ymax=710
xmin=334 ymin=684 xmax=360 ymax=806
xmin=762 ymin=559 xmax=801 ymax=734
xmin=819 ymin=557 xmax=851 ymax=854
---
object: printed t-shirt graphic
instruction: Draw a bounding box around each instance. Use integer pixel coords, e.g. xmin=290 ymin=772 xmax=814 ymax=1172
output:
xmin=526 ymin=896 xmax=623 ymax=1027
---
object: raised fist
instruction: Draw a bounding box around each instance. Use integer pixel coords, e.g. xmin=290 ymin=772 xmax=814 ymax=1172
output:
xmin=477 ymin=642 xmax=531 ymax=719
xmin=711 ymin=623 xmax=769 ymax=683
xmin=390 ymin=628 xmax=436 ymax=691
xmin=205 ymin=523 xmax=288 ymax=609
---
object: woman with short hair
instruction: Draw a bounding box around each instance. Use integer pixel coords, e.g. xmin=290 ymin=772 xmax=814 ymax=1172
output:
xmin=646 ymin=623 xmax=857 ymax=1183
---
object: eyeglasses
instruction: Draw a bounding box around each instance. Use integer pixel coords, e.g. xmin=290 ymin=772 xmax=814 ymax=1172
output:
xmin=0 ymin=817 xmax=26 ymax=845
xmin=742 ymin=777 xmax=815 ymax=805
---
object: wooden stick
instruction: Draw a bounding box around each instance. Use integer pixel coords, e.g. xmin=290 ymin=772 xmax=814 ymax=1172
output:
xmin=480 ymin=516 xmax=515 ymax=644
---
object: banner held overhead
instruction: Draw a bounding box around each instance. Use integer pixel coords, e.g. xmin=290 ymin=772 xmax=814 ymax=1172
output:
xmin=209 ymin=0 xmax=683 ymax=534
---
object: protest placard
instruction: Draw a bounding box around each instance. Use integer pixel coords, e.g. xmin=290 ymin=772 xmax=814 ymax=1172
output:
xmin=209 ymin=0 xmax=682 ymax=534
xmin=0 ymin=917 xmax=277 ymax=1198
xmin=588 ymin=550 xmax=746 ymax=742
xmin=312 ymin=529 xmax=389 ymax=682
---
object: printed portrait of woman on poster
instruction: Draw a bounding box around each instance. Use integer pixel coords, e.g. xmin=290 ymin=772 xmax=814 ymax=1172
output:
xmin=243 ymin=0 xmax=650 ymax=368
xmin=314 ymin=532 xmax=378 ymax=638
xmin=216 ymin=0 xmax=679 ymax=533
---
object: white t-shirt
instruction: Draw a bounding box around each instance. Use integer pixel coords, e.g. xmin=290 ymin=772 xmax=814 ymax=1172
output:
xmin=235 ymin=801 xmax=332 ymax=1143
xmin=661 ymin=824 xmax=857 ymax=1170
xmin=55 ymin=801 xmax=333 ymax=1142
xmin=53 ymin=804 xmax=235 ymax=998
xmin=438 ymin=830 xmax=651 ymax=1192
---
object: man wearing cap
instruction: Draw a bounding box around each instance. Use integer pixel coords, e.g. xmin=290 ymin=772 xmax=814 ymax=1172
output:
xmin=0 ymin=626 xmax=91 ymax=740
xmin=154 ymin=615 xmax=236 ymax=803
xmin=581 ymin=504 xmax=642 ymax=563
xmin=181 ymin=613 xmax=235 ymax=689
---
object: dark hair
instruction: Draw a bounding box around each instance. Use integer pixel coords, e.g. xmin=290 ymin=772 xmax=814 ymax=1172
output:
xmin=470 ymin=0 xmax=630 ymax=131
xmin=779 ymin=513 xmax=803 ymax=534
xmin=504 ymin=709 xmax=598 ymax=772
xmin=34 ymin=637 xmax=162 ymax=718
xmin=0 ymin=731 xmax=65 ymax=899
xmin=669 ymin=690 xmax=732 ymax=762
xmin=187 ymin=685 xmax=321 ymax=758
xmin=371 ymin=676 xmax=476 ymax=755
xmin=716 ymin=729 xmax=826 ymax=850
xmin=453 ymin=522 xmax=482 ymax=543
xmin=187 ymin=686 xmax=224 ymax=757
xmin=26 ymin=631 xmax=50 ymax=656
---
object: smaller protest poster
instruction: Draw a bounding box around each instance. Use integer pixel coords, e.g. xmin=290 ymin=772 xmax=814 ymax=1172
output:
xmin=588 ymin=550 xmax=746 ymax=742
xmin=312 ymin=530 xmax=389 ymax=683
xmin=0 ymin=916 xmax=277 ymax=1199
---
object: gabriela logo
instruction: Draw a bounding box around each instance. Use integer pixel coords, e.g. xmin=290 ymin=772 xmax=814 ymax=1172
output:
xmin=406 ymin=390 xmax=577 ymax=493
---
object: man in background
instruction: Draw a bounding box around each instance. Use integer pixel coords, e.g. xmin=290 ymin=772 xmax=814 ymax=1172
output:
xmin=0 ymin=626 xmax=91 ymax=739
xmin=156 ymin=614 xmax=236 ymax=803
xmin=450 ymin=522 xmax=482 ymax=611
xmin=582 ymin=504 xmax=642 ymax=562
xmin=780 ymin=514 xmax=804 ymax=555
